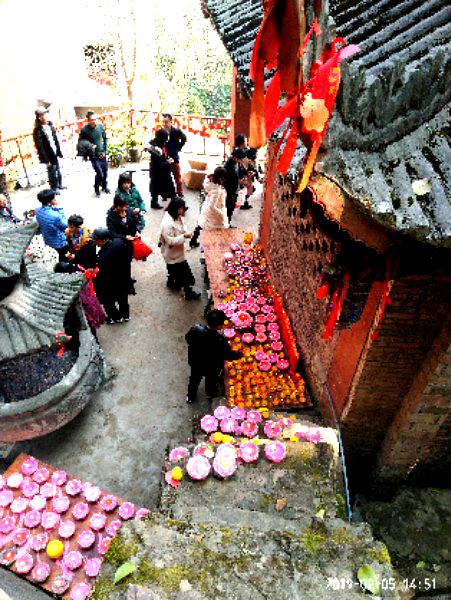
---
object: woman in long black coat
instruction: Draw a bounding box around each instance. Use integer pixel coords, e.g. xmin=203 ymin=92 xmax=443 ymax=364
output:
xmin=147 ymin=128 xmax=176 ymax=209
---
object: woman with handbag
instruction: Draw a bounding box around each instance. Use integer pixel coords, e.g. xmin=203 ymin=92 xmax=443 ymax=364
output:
xmin=106 ymin=195 xmax=141 ymax=293
xmin=159 ymin=198 xmax=200 ymax=300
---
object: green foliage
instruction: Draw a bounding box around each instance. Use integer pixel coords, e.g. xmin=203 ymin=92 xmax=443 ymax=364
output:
xmin=114 ymin=561 xmax=137 ymax=583
xmin=357 ymin=565 xmax=380 ymax=595
xmin=300 ymin=526 xmax=327 ymax=554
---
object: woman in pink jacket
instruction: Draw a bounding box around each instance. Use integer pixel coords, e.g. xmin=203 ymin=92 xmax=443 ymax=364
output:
xmin=190 ymin=166 xmax=228 ymax=248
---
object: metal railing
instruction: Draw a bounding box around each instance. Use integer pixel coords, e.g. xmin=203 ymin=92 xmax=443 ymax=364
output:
xmin=0 ymin=109 xmax=231 ymax=189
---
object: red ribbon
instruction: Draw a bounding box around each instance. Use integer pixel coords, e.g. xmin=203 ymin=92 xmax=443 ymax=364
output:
xmin=77 ymin=265 xmax=99 ymax=296
xmin=322 ymin=273 xmax=350 ymax=340
xmin=54 ymin=331 xmax=72 ymax=357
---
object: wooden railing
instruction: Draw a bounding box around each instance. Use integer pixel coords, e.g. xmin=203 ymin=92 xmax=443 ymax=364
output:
xmin=0 ymin=109 xmax=231 ymax=188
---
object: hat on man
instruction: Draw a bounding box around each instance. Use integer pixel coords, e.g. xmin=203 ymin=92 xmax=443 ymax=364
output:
xmin=37 ymin=189 xmax=56 ymax=204
xmin=35 ymin=106 xmax=49 ymax=116
xmin=90 ymin=227 xmax=110 ymax=241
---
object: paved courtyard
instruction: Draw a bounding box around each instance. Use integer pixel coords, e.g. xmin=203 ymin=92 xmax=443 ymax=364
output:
xmin=6 ymin=154 xmax=261 ymax=509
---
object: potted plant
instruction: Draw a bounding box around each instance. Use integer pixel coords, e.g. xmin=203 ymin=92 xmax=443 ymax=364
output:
xmin=124 ymin=129 xmax=142 ymax=163
xmin=108 ymin=141 xmax=126 ymax=168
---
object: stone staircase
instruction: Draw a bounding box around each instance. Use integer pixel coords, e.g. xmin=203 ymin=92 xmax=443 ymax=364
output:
xmin=93 ymin=416 xmax=397 ymax=599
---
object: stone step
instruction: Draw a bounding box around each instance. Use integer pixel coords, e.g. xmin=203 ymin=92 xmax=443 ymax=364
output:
xmin=97 ymin=512 xmax=396 ymax=600
xmin=160 ymin=438 xmax=343 ymax=524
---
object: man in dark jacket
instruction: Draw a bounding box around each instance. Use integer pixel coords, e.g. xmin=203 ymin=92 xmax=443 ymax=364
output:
xmin=33 ymin=107 xmax=65 ymax=193
xmin=185 ymin=309 xmax=242 ymax=403
xmin=224 ymin=148 xmax=246 ymax=225
xmin=78 ymin=111 xmax=110 ymax=197
xmin=163 ymin=113 xmax=187 ymax=197
xmin=91 ymin=227 xmax=131 ymax=323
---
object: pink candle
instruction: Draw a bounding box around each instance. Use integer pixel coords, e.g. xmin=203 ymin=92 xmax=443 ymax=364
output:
xmin=51 ymin=575 xmax=70 ymax=595
xmin=52 ymin=496 xmax=70 ymax=514
xmin=106 ymin=519 xmax=122 ymax=537
xmin=0 ymin=515 xmax=16 ymax=534
xmin=119 ymin=502 xmax=135 ymax=520
xmin=63 ymin=550 xmax=83 ymax=570
xmin=31 ymin=562 xmax=51 ymax=583
xmin=7 ymin=472 xmax=23 ymax=488
xmin=58 ymin=520 xmax=75 ymax=539
xmin=70 ymin=583 xmax=92 ymax=600
xmin=41 ymin=511 xmax=60 ymax=530
xmin=72 ymin=502 xmax=89 ymax=520
xmin=30 ymin=531 xmax=49 ymax=551
xmin=89 ymin=512 xmax=106 ymax=531
xmin=24 ymin=510 xmax=42 ymax=529
xmin=99 ymin=495 xmax=117 ymax=512
xmin=41 ymin=483 xmax=58 ymax=499
xmin=33 ymin=468 xmax=49 ymax=484
xmin=65 ymin=479 xmax=82 ymax=496
xmin=83 ymin=485 xmax=101 ymax=503
xmin=10 ymin=497 xmax=29 ymax=514
xmin=30 ymin=495 xmax=46 ymax=511
xmin=15 ymin=551 xmax=34 ymax=574
xmin=21 ymin=456 xmax=39 ymax=476
xmin=77 ymin=529 xmax=95 ymax=549
xmin=85 ymin=557 xmax=101 ymax=577
xmin=51 ymin=470 xmax=67 ymax=486
xmin=12 ymin=528 xmax=29 ymax=546
xmin=22 ymin=479 xmax=40 ymax=498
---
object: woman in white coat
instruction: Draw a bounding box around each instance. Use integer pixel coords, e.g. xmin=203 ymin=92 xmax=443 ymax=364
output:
xmin=159 ymin=197 xmax=201 ymax=300
xmin=190 ymin=166 xmax=228 ymax=248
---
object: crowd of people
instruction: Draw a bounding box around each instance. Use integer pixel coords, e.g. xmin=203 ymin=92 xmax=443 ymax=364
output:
xmin=1 ymin=107 xmax=260 ymax=402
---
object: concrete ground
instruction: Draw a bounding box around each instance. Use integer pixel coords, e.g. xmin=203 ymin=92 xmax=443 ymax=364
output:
xmin=6 ymin=155 xmax=262 ymax=510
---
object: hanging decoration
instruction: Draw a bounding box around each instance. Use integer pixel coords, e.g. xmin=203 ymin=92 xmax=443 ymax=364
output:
xmin=249 ymin=1 xmax=359 ymax=192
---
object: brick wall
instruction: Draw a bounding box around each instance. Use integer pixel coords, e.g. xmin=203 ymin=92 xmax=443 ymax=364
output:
xmin=340 ymin=275 xmax=451 ymax=473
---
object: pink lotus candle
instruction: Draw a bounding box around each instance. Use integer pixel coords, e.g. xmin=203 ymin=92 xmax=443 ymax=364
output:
xmin=0 ymin=515 xmax=16 ymax=534
xmin=0 ymin=547 xmax=16 ymax=566
xmin=85 ymin=557 xmax=101 ymax=577
xmin=97 ymin=536 xmax=112 ymax=556
xmin=77 ymin=529 xmax=95 ymax=549
xmin=200 ymin=415 xmax=218 ymax=434
xmin=51 ymin=470 xmax=67 ymax=486
xmin=83 ymin=484 xmax=102 ymax=503
xmin=30 ymin=495 xmax=46 ymax=511
xmin=106 ymin=519 xmax=122 ymax=537
xmin=99 ymin=495 xmax=117 ymax=512
xmin=239 ymin=441 xmax=259 ymax=463
xmin=51 ymin=575 xmax=70 ymax=595
xmin=213 ymin=406 xmax=231 ymax=420
xmin=31 ymin=562 xmax=51 ymax=583
xmin=89 ymin=512 xmax=106 ymax=531
xmin=41 ymin=483 xmax=58 ymax=499
xmin=255 ymin=314 xmax=266 ymax=324
xmin=186 ymin=455 xmax=211 ymax=480
xmin=168 ymin=447 xmax=189 ymax=462
xmin=277 ymin=359 xmax=289 ymax=371
xmin=270 ymin=341 xmax=283 ymax=352
xmin=263 ymin=421 xmax=283 ymax=439
xmin=10 ymin=497 xmax=29 ymax=514
xmin=30 ymin=532 xmax=49 ymax=551
xmin=231 ymin=406 xmax=246 ymax=421
xmin=241 ymin=420 xmax=258 ymax=438
xmin=233 ymin=311 xmax=252 ymax=329
xmin=6 ymin=472 xmax=23 ymax=488
xmin=72 ymin=502 xmax=89 ymax=520
xmin=268 ymin=353 xmax=279 ymax=363
xmin=65 ymin=479 xmax=82 ymax=496
xmin=267 ymin=322 xmax=279 ymax=331
xmin=193 ymin=443 xmax=215 ymax=458
xmin=223 ymin=328 xmax=236 ymax=339
xmin=264 ymin=441 xmax=287 ymax=463
xmin=24 ymin=510 xmax=42 ymax=529
xmin=119 ymin=502 xmax=135 ymax=520
xmin=71 ymin=582 xmax=92 ymax=600
xmin=22 ymin=479 xmax=40 ymax=498
xmin=242 ymin=332 xmax=254 ymax=344
xmin=267 ymin=312 xmax=278 ymax=322
xmin=63 ymin=550 xmax=83 ymax=570
xmin=21 ymin=456 xmax=38 ymax=476
xmin=58 ymin=520 xmax=75 ymax=539
xmin=52 ymin=496 xmax=70 ymax=514
xmin=212 ymin=444 xmax=237 ymax=478
xmin=254 ymin=350 xmax=268 ymax=361
xmin=269 ymin=331 xmax=281 ymax=341
xmin=255 ymin=333 xmax=267 ymax=343
xmin=13 ymin=529 xmax=29 ymax=546
xmin=220 ymin=417 xmax=236 ymax=433
xmin=135 ymin=508 xmax=150 ymax=521
xmin=41 ymin=511 xmax=60 ymax=530
xmin=15 ymin=552 xmax=34 ymax=574
xmin=33 ymin=468 xmax=49 ymax=484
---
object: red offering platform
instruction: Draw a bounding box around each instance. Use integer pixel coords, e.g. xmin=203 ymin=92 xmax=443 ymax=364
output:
xmin=0 ymin=454 xmax=149 ymax=598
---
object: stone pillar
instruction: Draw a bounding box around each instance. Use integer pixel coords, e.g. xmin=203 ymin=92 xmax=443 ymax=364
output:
xmin=229 ymin=67 xmax=251 ymax=150
xmin=374 ymin=315 xmax=451 ymax=485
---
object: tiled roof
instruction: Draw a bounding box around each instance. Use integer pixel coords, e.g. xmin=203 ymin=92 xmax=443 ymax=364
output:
xmin=0 ymin=223 xmax=85 ymax=362
xmin=203 ymin=0 xmax=263 ymax=96
xmin=0 ymin=222 xmax=38 ymax=277
xmin=321 ymin=0 xmax=451 ymax=246
xmin=205 ymin=0 xmax=451 ymax=245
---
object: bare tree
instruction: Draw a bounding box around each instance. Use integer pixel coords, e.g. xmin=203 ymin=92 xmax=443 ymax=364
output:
xmin=116 ymin=0 xmax=138 ymax=103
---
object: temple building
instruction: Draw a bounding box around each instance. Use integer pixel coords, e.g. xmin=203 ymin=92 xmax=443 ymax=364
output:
xmin=204 ymin=0 xmax=451 ymax=490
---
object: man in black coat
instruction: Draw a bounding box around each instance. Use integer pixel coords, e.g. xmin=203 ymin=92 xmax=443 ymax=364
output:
xmin=163 ymin=113 xmax=187 ymax=197
xmin=185 ymin=309 xmax=242 ymax=403
xmin=91 ymin=228 xmax=131 ymax=324
xmin=224 ymin=148 xmax=247 ymax=225
xmin=32 ymin=107 xmax=65 ymax=193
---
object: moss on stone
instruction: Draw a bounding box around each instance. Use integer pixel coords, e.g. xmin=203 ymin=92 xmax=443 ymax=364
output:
xmin=220 ymin=528 xmax=235 ymax=545
xmin=369 ymin=543 xmax=392 ymax=566
xmin=133 ymin=559 xmax=193 ymax=592
xmin=300 ymin=526 xmax=327 ymax=554
xmin=335 ymin=493 xmax=347 ymax=519
xmin=260 ymin=493 xmax=275 ymax=509
xmin=103 ymin=533 xmax=138 ymax=565
xmin=166 ymin=518 xmax=191 ymax=534
xmin=91 ymin=578 xmax=116 ymax=600
xmin=330 ymin=527 xmax=356 ymax=546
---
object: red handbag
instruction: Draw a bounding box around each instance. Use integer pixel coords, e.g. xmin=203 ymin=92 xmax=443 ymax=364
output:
xmin=132 ymin=238 xmax=153 ymax=261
